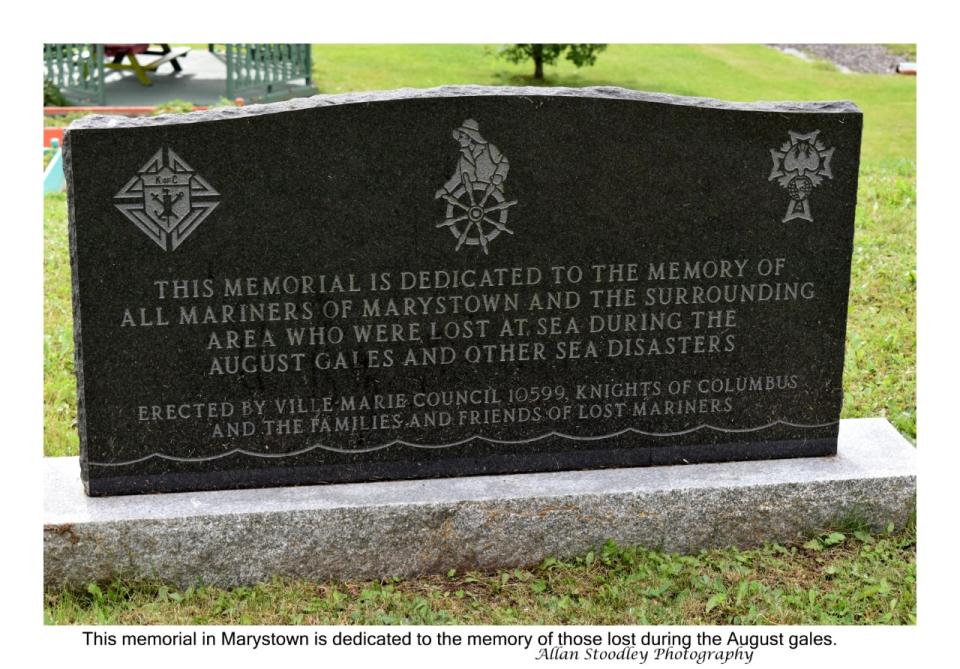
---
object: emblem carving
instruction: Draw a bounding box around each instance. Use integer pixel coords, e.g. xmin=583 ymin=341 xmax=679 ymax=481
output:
xmin=769 ymin=130 xmax=834 ymax=222
xmin=114 ymin=148 xmax=220 ymax=251
xmin=435 ymin=119 xmax=516 ymax=254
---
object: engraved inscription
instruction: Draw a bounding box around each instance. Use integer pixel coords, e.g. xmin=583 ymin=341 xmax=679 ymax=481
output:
xmin=97 ymin=254 xmax=830 ymax=465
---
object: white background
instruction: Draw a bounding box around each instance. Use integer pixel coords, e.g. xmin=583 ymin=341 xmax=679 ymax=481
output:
xmin=4 ymin=1 xmax=952 ymax=666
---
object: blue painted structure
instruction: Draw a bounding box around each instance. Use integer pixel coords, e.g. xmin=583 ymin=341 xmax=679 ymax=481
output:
xmin=44 ymin=139 xmax=65 ymax=194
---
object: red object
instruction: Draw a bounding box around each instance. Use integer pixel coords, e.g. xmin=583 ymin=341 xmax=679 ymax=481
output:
xmin=43 ymin=127 xmax=64 ymax=147
xmin=103 ymin=44 xmax=149 ymax=58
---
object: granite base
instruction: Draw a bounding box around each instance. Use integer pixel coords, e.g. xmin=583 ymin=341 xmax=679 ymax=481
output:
xmin=44 ymin=418 xmax=915 ymax=588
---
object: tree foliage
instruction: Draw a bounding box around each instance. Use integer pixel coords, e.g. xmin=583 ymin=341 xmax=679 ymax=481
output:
xmin=498 ymin=44 xmax=607 ymax=80
xmin=44 ymin=80 xmax=69 ymax=107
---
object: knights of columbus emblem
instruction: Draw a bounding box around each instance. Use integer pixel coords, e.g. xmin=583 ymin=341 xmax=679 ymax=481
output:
xmin=114 ymin=148 xmax=220 ymax=251
xmin=435 ymin=119 xmax=516 ymax=254
xmin=768 ymin=130 xmax=835 ymax=223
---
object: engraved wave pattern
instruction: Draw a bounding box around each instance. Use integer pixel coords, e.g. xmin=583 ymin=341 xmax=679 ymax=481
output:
xmin=87 ymin=419 xmax=839 ymax=467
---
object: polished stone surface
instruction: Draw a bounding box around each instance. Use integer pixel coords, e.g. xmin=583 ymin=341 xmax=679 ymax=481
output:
xmin=44 ymin=418 xmax=914 ymax=587
xmin=65 ymin=86 xmax=863 ymax=495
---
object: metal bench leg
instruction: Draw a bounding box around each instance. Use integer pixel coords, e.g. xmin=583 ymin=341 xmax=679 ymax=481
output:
xmin=125 ymin=53 xmax=153 ymax=86
xmin=156 ymin=43 xmax=182 ymax=72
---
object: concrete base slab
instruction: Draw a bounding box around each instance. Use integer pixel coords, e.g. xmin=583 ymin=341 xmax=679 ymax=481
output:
xmin=44 ymin=418 xmax=915 ymax=588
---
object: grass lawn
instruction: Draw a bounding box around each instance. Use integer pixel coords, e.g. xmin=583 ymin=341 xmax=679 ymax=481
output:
xmin=884 ymin=44 xmax=917 ymax=60
xmin=43 ymin=44 xmax=916 ymax=624
xmin=47 ymin=530 xmax=915 ymax=625
xmin=309 ymin=44 xmax=915 ymax=166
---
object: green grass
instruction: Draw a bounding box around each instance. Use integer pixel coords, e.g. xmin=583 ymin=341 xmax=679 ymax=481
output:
xmin=43 ymin=44 xmax=915 ymax=624
xmin=844 ymin=159 xmax=916 ymax=438
xmin=309 ymin=44 xmax=915 ymax=165
xmin=43 ymin=112 xmax=90 ymax=128
xmin=44 ymin=193 xmax=77 ymax=457
xmin=884 ymin=44 xmax=917 ymax=60
xmin=45 ymin=527 xmax=915 ymax=625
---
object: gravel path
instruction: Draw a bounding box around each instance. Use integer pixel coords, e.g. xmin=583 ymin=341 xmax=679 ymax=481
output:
xmin=770 ymin=44 xmax=909 ymax=74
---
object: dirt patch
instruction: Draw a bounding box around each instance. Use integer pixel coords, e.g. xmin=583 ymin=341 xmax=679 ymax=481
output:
xmin=770 ymin=44 xmax=907 ymax=74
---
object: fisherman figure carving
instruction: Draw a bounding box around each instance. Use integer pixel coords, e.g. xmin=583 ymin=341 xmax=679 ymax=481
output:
xmin=435 ymin=119 xmax=510 ymax=198
xmin=434 ymin=119 xmax=517 ymax=254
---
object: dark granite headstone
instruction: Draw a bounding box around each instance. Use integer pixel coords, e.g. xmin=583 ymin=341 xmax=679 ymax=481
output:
xmin=64 ymin=86 xmax=862 ymax=496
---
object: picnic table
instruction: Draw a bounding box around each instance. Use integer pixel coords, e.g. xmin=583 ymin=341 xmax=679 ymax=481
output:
xmin=104 ymin=44 xmax=190 ymax=86
xmin=45 ymin=43 xmax=314 ymax=105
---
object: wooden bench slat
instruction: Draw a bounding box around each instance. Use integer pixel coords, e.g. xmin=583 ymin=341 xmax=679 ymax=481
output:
xmin=143 ymin=47 xmax=191 ymax=71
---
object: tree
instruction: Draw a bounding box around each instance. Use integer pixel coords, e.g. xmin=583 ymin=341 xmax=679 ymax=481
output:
xmin=498 ymin=44 xmax=607 ymax=80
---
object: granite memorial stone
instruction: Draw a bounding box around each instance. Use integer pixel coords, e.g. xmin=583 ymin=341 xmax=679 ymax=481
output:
xmin=64 ymin=86 xmax=862 ymax=496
